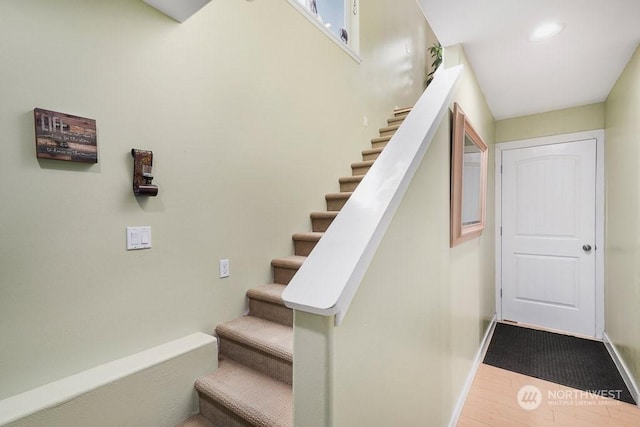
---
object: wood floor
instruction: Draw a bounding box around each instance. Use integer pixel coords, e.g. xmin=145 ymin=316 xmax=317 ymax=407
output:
xmin=457 ymin=364 xmax=640 ymax=426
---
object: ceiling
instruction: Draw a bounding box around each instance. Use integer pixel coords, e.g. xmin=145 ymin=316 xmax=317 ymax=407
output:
xmin=418 ymin=0 xmax=640 ymax=120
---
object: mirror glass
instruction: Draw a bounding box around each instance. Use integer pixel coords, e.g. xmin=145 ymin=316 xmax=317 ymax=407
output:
xmin=462 ymin=134 xmax=482 ymax=225
xmin=450 ymin=103 xmax=488 ymax=247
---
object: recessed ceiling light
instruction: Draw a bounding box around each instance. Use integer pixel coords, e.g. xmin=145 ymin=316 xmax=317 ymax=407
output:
xmin=529 ymin=22 xmax=565 ymax=42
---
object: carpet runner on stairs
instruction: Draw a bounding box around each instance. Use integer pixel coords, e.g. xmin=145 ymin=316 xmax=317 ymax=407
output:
xmin=176 ymin=106 xmax=410 ymax=427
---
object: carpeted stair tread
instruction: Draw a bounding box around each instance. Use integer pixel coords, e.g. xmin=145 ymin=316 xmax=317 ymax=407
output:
xmin=310 ymin=211 xmax=338 ymax=220
xmin=362 ymin=148 xmax=383 ymax=160
xmin=379 ymin=124 xmax=400 ymax=135
xmin=271 ymin=255 xmax=305 ymax=270
xmin=339 ymin=175 xmax=365 ymax=184
xmin=371 ymin=135 xmax=391 ymax=143
xmin=351 ymin=160 xmax=375 ymax=176
xmin=246 ymin=283 xmax=287 ymax=306
xmin=325 ymin=192 xmax=352 ymax=211
xmin=292 ymin=232 xmax=322 ymax=256
xmin=247 ymin=283 xmax=292 ymax=327
xmin=351 ymin=160 xmax=375 ymax=169
xmin=195 ymin=359 xmax=292 ymax=427
xmin=292 ymin=231 xmax=323 ymax=241
xmin=310 ymin=211 xmax=338 ymax=232
xmin=387 ymin=115 xmax=406 ymax=126
xmin=292 ymin=232 xmax=323 ymax=247
xmin=393 ymin=106 xmax=412 ymax=116
xmin=325 ymin=192 xmax=352 ymax=200
xmin=176 ymin=414 xmax=219 ymax=427
xmin=271 ymin=255 xmax=306 ymax=284
xmin=216 ymin=316 xmax=293 ymax=363
xmin=338 ymin=175 xmax=365 ymax=192
xmin=370 ymin=137 xmax=391 ymax=150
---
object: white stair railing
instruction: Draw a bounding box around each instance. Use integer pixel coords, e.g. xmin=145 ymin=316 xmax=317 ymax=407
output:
xmin=282 ymin=64 xmax=464 ymax=325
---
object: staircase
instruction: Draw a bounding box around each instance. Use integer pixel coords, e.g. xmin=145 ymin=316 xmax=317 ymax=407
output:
xmin=177 ymin=107 xmax=411 ymax=427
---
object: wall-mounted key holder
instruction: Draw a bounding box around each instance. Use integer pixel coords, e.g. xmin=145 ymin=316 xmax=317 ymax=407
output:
xmin=131 ymin=149 xmax=158 ymax=196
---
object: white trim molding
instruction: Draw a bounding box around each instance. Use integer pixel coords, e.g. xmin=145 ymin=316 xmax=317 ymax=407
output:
xmin=603 ymin=332 xmax=640 ymax=406
xmin=494 ymin=130 xmax=605 ymax=339
xmin=448 ymin=315 xmax=498 ymax=427
xmin=283 ymin=0 xmax=362 ymax=63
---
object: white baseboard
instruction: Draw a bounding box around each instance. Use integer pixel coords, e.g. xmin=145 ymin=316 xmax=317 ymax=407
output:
xmin=603 ymin=332 xmax=640 ymax=406
xmin=448 ymin=315 xmax=497 ymax=427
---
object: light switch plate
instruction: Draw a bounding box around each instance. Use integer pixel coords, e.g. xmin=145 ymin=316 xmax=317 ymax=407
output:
xmin=127 ymin=226 xmax=152 ymax=250
xmin=219 ymin=259 xmax=230 ymax=278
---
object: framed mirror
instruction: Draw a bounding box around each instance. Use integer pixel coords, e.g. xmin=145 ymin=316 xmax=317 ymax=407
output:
xmin=450 ymin=102 xmax=488 ymax=247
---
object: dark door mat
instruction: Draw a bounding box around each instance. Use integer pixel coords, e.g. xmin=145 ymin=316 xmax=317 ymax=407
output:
xmin=483 ymin=322 xmax=635 ymax=404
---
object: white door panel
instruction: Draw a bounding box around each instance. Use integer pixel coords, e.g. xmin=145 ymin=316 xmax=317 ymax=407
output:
xmin=514 ymin=254 xmax=578 ymax=307
xmin=501 ymin=139 xmax=596 ymax=336
xmin=514 ymin=156 xmax=579 ymax=237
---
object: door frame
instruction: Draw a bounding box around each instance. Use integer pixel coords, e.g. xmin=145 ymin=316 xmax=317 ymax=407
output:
xmin=494 ymin=129 xmax=605 ymax=338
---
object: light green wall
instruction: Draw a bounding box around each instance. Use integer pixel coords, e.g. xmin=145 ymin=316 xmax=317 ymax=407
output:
xmin=328 ymin=45 xmax=495 ymax=426
xmin=446 ymin=44 xmax=496 ymax=401
xmin=604 ymin=44 xmax=640 ymax=387
xmin=292 ymin=311 xmax=334 ymax=427
xmin=495 ymin=103 xmax=605 ymax=143
xmin=5 ymin=336 xmax=217 ymax=427
xmin=0 ymin=0 xmax=434 ymax=400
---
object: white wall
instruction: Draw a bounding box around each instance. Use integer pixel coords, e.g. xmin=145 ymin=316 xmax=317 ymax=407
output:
xmin=0 ymin=0 xmax=434 ymax=406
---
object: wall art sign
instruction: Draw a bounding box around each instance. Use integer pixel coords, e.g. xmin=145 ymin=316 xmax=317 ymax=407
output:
xmin=34 ymin=108 xmax=98 ymax=163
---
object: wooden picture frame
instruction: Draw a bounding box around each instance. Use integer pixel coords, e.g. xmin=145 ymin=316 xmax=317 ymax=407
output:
xmin=450 ymin=102 xmax=488 ymax=247
xmin=34 ymin=108 xmax=97 ymax=163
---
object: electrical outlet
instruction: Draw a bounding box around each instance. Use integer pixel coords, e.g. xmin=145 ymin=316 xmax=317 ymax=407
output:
xmin=219 ymin=259 xmax=230 ymax=278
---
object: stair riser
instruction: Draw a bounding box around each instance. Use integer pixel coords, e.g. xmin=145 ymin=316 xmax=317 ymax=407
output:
xmin=294 ymin=239 xmax=318 ymax=257
xmin=273 ymin=266 xmax=298 ymax=285
xmin=352 ymin=164 xmax=372 ymax=176
xmin=198 ymin=395 xmax=253 ymax=427
xmin=339 ymin=180 xmax=360 ymax=192
xmin=311 ymin=216 xmax=335 ymax=232
xmin=371 ymin=139 xmax=389 ymax=150
xmin=362 ymin=151 xmax=381 ymax=162
xmin=218 ymin=338 xmax=292 ymax=385
xmin=326 ymin=196 xmax=349 ymax=211
xmin=387 ymin=117 xmax=406 ymax=126
xmin=379 ymin=128 xmax=398 ymax=137
xmin=249 ymin=299 xmax=293 ymax=327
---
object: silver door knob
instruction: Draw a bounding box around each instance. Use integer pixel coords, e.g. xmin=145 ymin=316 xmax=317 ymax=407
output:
xmin=583 ymin=244 xmax=592 ymax=252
